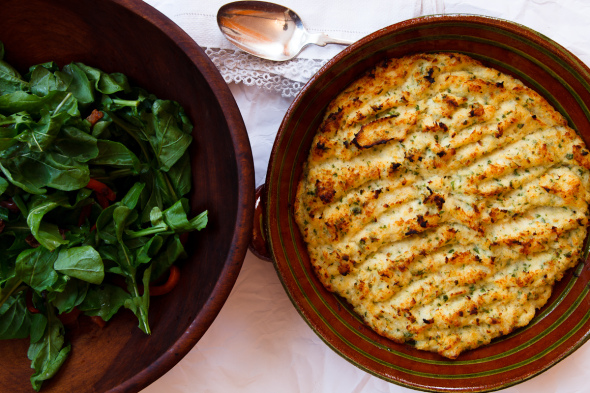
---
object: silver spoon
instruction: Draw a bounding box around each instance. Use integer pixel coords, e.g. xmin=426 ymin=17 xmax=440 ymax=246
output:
xmin=217 ymin=1 xmax=353 ymax=61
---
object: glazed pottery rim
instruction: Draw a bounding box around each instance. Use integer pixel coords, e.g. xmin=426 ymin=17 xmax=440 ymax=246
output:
xmin=265 ymin=14 xmax=590 ymax=393
xmin=106 ymin=0 xmax=254 ymax=391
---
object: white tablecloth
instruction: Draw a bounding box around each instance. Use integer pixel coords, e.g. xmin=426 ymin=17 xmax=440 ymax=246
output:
xmin=141 ymin=1 xmax=590 ymax=392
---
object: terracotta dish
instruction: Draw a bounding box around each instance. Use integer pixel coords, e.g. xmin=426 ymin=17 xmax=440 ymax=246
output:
xmin=253 ymin=15 xmax=590 ymax=392
xmin=1 ymin=0 xmax=254 ymax=392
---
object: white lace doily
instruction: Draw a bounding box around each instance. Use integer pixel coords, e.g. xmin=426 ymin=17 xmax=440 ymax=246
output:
xmin=204 ymin=48 xmax=328 ymax=98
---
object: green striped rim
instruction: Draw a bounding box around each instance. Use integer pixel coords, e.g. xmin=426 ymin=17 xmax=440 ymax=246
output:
xmin=267 ymin=16 xmax=590 ymax=392
xmin=286 ymin=31 xmax=588 ymax=361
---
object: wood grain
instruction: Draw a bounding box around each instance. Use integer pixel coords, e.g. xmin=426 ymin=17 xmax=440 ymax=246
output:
xmin=0 ymin=0 xmax=254 ymax=392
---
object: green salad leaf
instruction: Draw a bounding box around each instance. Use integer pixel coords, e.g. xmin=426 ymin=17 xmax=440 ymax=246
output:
xmin=0 ymin=41 xmax=207 ymax=391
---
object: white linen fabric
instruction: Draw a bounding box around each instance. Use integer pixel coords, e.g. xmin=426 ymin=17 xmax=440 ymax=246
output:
xmin=146 ymin=0 xmax=446 ymax=97
xmin=140 ymin=1 xmax=590 ymax=392
xmin=145 ymin=0 xmax=590 ymax=98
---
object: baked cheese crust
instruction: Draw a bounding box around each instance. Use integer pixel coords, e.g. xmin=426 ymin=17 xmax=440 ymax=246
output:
xmin=294 ymin=53 xmax=590 ymax=358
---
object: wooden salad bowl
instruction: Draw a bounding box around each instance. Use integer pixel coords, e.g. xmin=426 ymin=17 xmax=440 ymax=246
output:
xmin=0 ymin=0 xmax=254 ymax=392
xmin=251 ymin=15 xmax=590 ymax=392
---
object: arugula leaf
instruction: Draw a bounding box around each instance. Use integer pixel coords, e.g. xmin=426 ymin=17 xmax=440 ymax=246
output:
xmin=112 ymin=205 xmax=150 ymax=333
xmin=138 ymin=173 xmax=165 ymax=224
xmin=27 ymin=308 xmax=70 ymax=392
xmin=163 ymin=199 xmax=208 ymax=232
xmin=135 ymin=235 xmax=164 ymax=265
xmin=123 ymin=264 xmax=151 ymax=334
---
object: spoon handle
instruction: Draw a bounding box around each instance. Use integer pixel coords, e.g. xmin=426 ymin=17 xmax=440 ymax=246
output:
xmin=308 ymin=32 xmax=354 ymax=47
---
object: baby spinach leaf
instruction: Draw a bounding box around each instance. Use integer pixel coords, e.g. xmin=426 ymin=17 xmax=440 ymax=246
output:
xmin=0 ymin=275 xmax=23 ymax=309
xmin=0 ymin=294 xmax=31 ymax=339
xmin=29 ymin=313 xmax=47 ymax=343
xmin=75 ymin=63 xmax=130 ymax=95
xmin=54 ymin=246 xmax=104 ymax=285
xmin=154 ymin=169 xmax=178 ymax=207
xmin=53 ymin=126 xmax=99 ymax=162
xmin=0 ymin=149 xmax=90 ymax=194
xmin=0 ymin=90 xmax=79 ymax=118
xmin=90 ymin=140 xmax=140 ymax=171
xmin=95 ymin=244 xmax=119 ymax=268
xmin=0 ymin=246 xmax=16 ymax=285
xmin=14 ymin=111 xmax=68 ymax=152
xmin=149 ymin=206 xmax=166 ymax=228
xmin=167 ymin=152 xmax=191 ymax=197
xmin=78 ymin=283 xmax=129 ymax=321
xmin=96 ymin=204 xmax=119 ymax=244
xmin=34 ymin=221 xmax=68 ymax=251
xmin=150 ymin=235 xmax=186 ymax=281
xmin=16 ymin=247 xmax=66 ymax=293
xmin=0 ymin=46 xmax=206 ymax=390
xmin=26 ymin=192 xmax=79 ymax=250
xmin=28 ymin=65 xmax=68 ymax=97
xmin=0 ymin=162 xmax=44 ymax=195
xmin=51 ymin=279 xmax=88 ymax=315
xmin=142 ymin=100 xmax=192 ymax=171
xmin=120 ymin=182 xmax=145 ymax=209
xmin=0 ymin=176 xmax=8 ymax=196
xmin=58 ymin=63 xmax=94 ymax=106
xmin=0 ymin=59 xmax=28 ymax=95
xmin=0 ymin=137 xmax=15 ymax=153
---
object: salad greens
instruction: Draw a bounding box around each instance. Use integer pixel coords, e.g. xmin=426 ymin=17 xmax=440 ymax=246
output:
xmin=0 ymin=41 xmax=207 ymax=391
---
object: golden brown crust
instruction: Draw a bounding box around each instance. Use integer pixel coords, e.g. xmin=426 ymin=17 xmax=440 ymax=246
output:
xmin=294 ymin=53 xmax=590 ymax=358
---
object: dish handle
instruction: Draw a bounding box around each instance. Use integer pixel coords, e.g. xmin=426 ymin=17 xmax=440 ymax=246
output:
xmin=249 ymin=184 xmax=272 ymax=261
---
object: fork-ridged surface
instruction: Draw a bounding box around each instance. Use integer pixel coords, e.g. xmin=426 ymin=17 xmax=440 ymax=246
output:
xmin=294 ymin=53 xmax=590 ymax=358
xmin=266 ymin=15 xmax=590 ymax=392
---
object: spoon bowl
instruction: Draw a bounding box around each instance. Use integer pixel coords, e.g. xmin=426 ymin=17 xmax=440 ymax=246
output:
xmin=217 ymin=1 xmax=353 ymax=61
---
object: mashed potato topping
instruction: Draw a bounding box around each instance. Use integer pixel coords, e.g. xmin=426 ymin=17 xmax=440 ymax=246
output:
xmin=294 ymin=53 xmax=590 ymax=358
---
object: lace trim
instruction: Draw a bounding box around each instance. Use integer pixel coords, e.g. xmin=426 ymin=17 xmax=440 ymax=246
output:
xmin=205 ymin=48 xmax=327 ymax=98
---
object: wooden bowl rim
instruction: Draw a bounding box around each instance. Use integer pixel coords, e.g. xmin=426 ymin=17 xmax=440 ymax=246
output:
xmin=104 ymin=1 xmax=255 ymax=391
